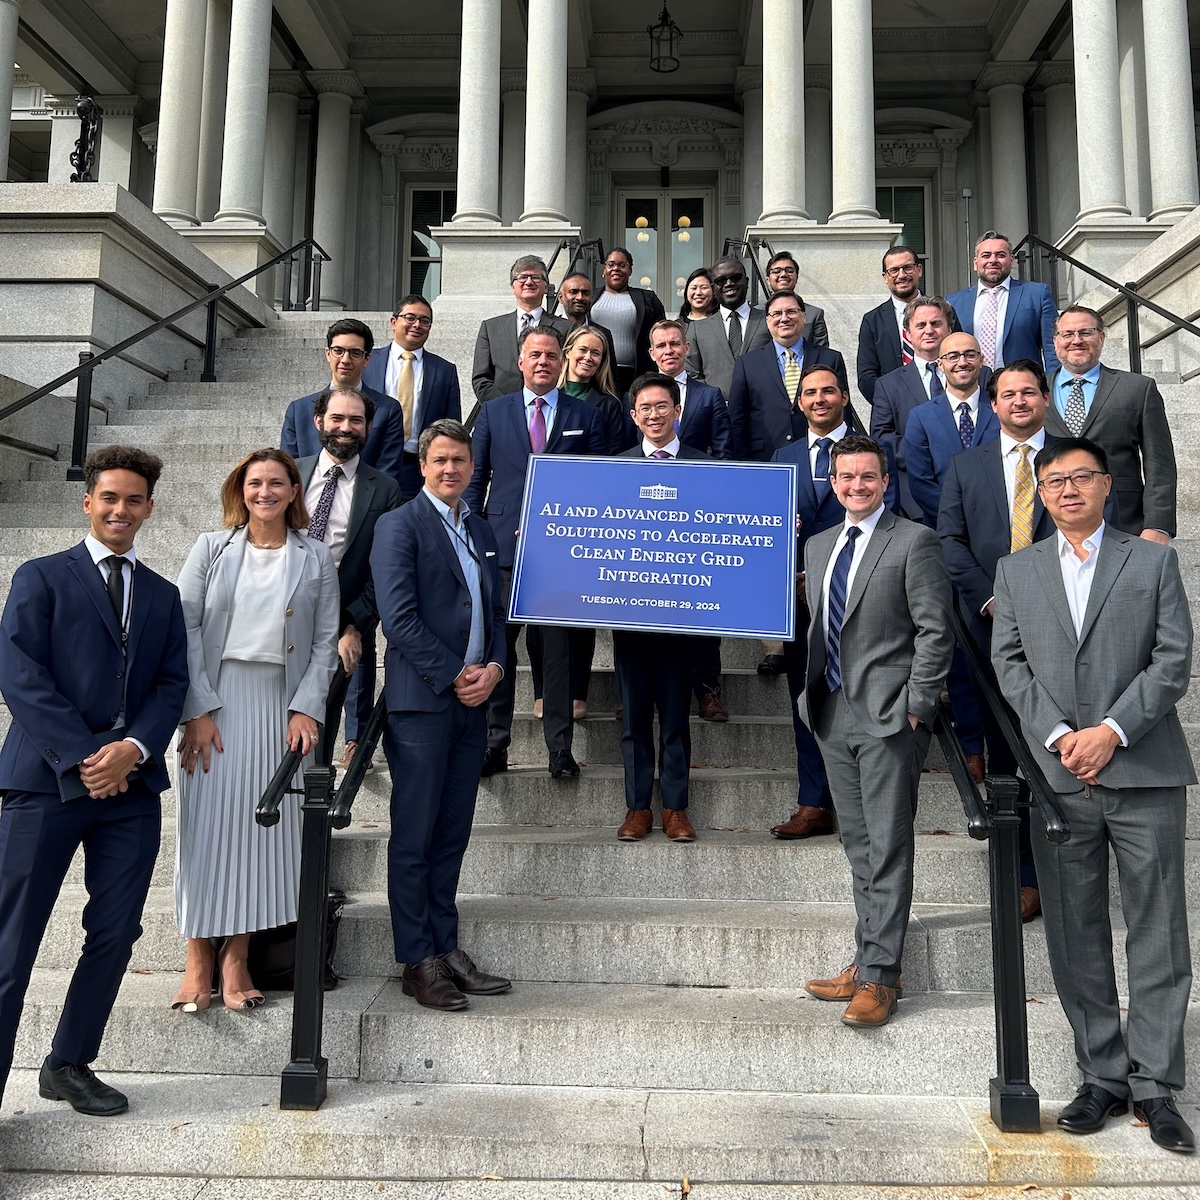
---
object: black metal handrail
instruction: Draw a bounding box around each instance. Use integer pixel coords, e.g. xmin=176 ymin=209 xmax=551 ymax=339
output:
xmin=722 ymin=236 xmax=774 ymax=307
xmin=0 ymin=236 xmax=329 ymax=476
xmin=1013 ymin=231 xmax=1200 ymax=377
xmin=932 ymin=702 xmax=992 ymax=840
xmin=545 ymin=237 xmax=607 ymax=316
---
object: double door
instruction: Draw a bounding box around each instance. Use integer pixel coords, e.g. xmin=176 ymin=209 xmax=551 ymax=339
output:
xmin=615 ymin=189 xmax=713 ymax=313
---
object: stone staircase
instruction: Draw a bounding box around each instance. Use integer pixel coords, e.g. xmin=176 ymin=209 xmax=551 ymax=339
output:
xmin=3 ymin=315 xmax=1200 ymax=1195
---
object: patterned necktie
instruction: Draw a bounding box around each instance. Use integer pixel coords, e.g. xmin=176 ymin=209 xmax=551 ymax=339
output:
xmin=306 ymin=464 xmax=343 ymax=542
xmin=783 ymin=347 xmax=801 ymax=401
xmin=103 ymin=555 xmax=125 ymax=623
xmin=727 ymin=310 xmax=743 ymax=356
xmin=521 ymin=311 xmax=535 ymax=335
xmin=529 ymin=396 xmax=547 ymax=454
xmin=1064 ymin=376 xmax=1087 ymax=435
xmin=651 ymin=449 xmax=672 ymax=459
xmin=957 ymin=403 xmax=974 ymax=451
xmin=825 ymin=525 xmax=860 ymax=692
xmin=813 ymin=437 xmax=832 ymax=504
xmin=900 ymin=326 xmax=915 ymax=365
xmin=978 ymin=287 xmax=1000 ymax=368
xmin=397 ymin=350 xmax=415 ymax=438
xmin=1010 ymin=443 xmax=1035 ymax=553
xmin=926 ymin=360 xmax=945 ymax=399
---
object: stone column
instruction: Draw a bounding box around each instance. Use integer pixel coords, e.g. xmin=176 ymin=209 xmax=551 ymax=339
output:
xmin=1142 ymin=0 xmax=1199 ymax=220
xmin=520 ymin=0 xmax=569 ymax=225
xmin=451 ymin=0 xmax=501 ymax=224
xmin=566 ymin=71 xmax=594 ymax=233
xmin=500 ymin=71 xmax=526 ymax=225
xmin=737 ymin=67 xmax=763 ymax=235
xmin=47 ymin=98 xmax=78 ymax=183
xmin=1041 ymin=64 xmax=1080 ymax=242
xmin=759 ymin=0 xmax=807 ymax=222
xmin=0 ymin=0 xmax=21 ymax=180
xmin=1116 ymin=0 xmax=1151 ymax=217
xmin=804 ymin=68 xmax=832 ymax=224
xmin=263 ymin=72 xmax=304 ymax=248
xmin=151 ymin=0 xmax=207 ymax=224
xmin=95 ymin=96 xmax=139 ymax=189
xmin=214 ymin=0 xmax=272 ymax=223
xmin=195 ymin=0 xmax=230 ymax=222
xmin=978 ymin=63 xmax=1035 ymax=243
xmin=309 ymin=72 xmax=362 ymax=309
xmin=1072 ymin=0 xmax=1129 ymax=220
xmin=829 ymin=0 xmax=879 ymax=220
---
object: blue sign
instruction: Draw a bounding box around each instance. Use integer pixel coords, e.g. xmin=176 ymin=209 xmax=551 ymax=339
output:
xmin=510 ymin=455 xmax=798 ymax=639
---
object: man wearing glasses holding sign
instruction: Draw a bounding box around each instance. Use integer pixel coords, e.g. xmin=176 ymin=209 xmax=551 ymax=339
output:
xmin=992 ymin=437 xmax=1196 ymax=1155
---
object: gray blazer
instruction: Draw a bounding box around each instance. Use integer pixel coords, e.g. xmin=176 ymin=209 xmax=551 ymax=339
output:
xmin=1044 ymin=365 xmax=1177 ymax=536
xmin=177 ymin=527 xmax=340 ymax=724
xmin=991 ymin=528 xmax=1196 ymax=794
xmin=804 ymin=509 xmax=954 ymax=737
xmin=684 ymin=306 xmax=770 ymax=400
xmin=471 ymin=311 xmax=572 ymax=403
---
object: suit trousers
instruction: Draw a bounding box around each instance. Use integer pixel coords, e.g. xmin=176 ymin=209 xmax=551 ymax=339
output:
xmin=782 ymin=616 xmax=832 ymax=812
xmin=1031 ymin=782 xmax=1191 ymax=1101
xmin=947 ymin=646 xmax=984 ymax=756
xmin=815 ymin=690 xmax=928 ymax=985
xmin=528 ymin=626 xmax=595 ymax=703
xmin=343 ymin=626 xmax=377 ymax=744
xmin=486 ymin=567 xmax=572 ymax=756
xmin=691 ymin=635 xmax=723 ymax=701
xmin=0 ymin=782 xmax=160 ymax=1106
xmin=383 ymin=702 xmax=486 ymax=965
xmin=612 ymin=630 xmax=693 ymax=811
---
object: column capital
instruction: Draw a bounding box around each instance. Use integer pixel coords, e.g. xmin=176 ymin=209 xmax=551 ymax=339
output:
xmin=46 ymin=96 xmax=79 ymax=118
xmin=307 ymin=70 xmax=363 ymax=99
xmin=95 ymin=94 xmax=139 ymax=118
xmin=735 ymin=65 xmax=762 ymax=95
xmin=976 ymin=62 xmax=1036 ymax=92
xmin=567 ymin=69 xmax=596 ymax=99
xmin=1037 ymin=62 xmax=1074 ymax=90
xmin=500 ymin=69 xmax=527 ymax=95
xmin=587 ymin=129 xmax=615 ymax=169
xmin=804 ymin=65 xmax=831 ymax=91
xmin=268 ymin=70 xmax=307 ymax=97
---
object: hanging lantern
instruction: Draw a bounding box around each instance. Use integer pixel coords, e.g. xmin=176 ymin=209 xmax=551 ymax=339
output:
xmin=648 ymin=7 xmax=682 ymax=73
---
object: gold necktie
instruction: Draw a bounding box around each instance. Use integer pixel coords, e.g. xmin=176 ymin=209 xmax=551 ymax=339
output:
xmin=1010 ymin=443 xmax=1034 ymax=553
xmin=783 ymin=347 xmax=801 ymax=402
xmin=397 ymin=350 xmax=415 ymax=438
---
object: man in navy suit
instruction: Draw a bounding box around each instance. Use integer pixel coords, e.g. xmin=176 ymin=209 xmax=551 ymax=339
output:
xmin=946 ymin=231 xmax=1060 ymax=374
xmin=280 ymin=318 xmax=406 ymax=486
xmin=763 ymin=251 xmax=830 ymax=346
xmin=360 ymin=294 xmax=462 ymax=503
xmin=0 ymin=446 xmax=188 ymax=1114
xmin=464 ymin=325 xmax=607 ymax=778
xmin=370 ymin=419 xmax=511 ymax=1011
xmin=769 ymin=366 xmax=900 ymax=839
xmin=727 ymin=289 xmax=850 ymax=462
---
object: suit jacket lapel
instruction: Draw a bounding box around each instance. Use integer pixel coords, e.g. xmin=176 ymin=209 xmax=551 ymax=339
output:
xmin=1001 ymin=280 xmax=1021 ymax=344
xmin=906 ymin=364 xmax=928 ymax=411
xmin=973 ymin=402 xmax=998 ymax=446
xmin=984 ymin=442 xmax=1010 ymax=530
xmin=508 ymin=392 xmax=533 ymax=457
xmin=1033 ymin=539 xmax=1079 ymax=644
xmin=68 ymin=543 xmax=123 ymax=648
xmin=1080 ymin=367 xmax=1117 ymax=436
xmin=342 ymin=466 xmax=376 ymax=558
xmin=124 ymin=561 xmax=149 ymax=665
xmin=842 ymin=513 xmax=893 ymax=625
xmin=284 ymin=530 xmax=307 ymax=601
xmin=744 ymin=308 xmax=766 ymax=348
xmin=546 ymin=394 xmax=575 ymax=453
xmin=420 ymin=492 xmax=468 ymax=588
xmin=221 ymin=529 xmax=249 ymax=611
xmin=1077 ymin=530 xmax=1131 ymax=645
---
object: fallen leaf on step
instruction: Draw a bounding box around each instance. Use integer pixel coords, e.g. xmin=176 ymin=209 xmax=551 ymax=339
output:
xmin=132 ymin=969 xmax=154 ymax=975
xmin=542 ymin=896 xmax=559 ymax=901
xmin=1026 ymin=996 xmax=1043 ymax=1004
xmin=168 ymin=1122 xmax=192 ymax=1131
xmin=478 ymin=1176 xmax=504 ymax=1181
xmin=718 ymin=826 xmax=750 ymax=833
xmin=1132 ymin=1119 xmax=1148 ymax=1127
xmin=360 ymin=823 xmax=379 ymax=829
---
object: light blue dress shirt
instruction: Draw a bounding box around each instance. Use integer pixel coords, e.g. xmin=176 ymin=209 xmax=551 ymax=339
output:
xmin=422 ymin=489 xmax=485 ymax=667
xmin=1054 ymin=363 xmax=1102 ymax=422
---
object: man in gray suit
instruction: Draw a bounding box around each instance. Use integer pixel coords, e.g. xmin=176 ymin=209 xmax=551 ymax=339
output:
xmin=684 ymin=256 xmax=771 ymax=400
xmin=802 ymin=435 xmax=954 ymax=1027
xmin=1044 ymin=305 xmax=1177 ymax=542
xmin=992 ymin=436 xmax=1196 ymax=1154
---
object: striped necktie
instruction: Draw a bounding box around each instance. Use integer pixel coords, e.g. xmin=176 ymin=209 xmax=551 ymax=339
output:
xmin=1010 ymin=444 xmax=1034 ymax=552
xmin=783 ymin=347 xmax=801 ymax=401
xmin=825 ymin=526 xmax=860 ymax=692
xmin=900 ymin=326 xmax=915 ymax=365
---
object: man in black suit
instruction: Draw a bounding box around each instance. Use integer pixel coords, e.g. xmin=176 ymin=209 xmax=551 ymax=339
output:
xmin=281 ymin=319 xmax=405 ymax=484
xmin=590 ymin=247 xmax=666 ymax=394
xmin=557 ymin=271 xmax=618 ymax=368
xmin=685 ymin=255 xmax=772 ymax=400
xmin=613 ymin=373 xmax=705 ymax=844
xmin=471 ymin=256 xmax=571 ymax=403
xmin=764 ymin=250 xmax=830 ymax=345
xmin=297 ymin=387 xmax=403 ymax=765
xmin=359 ymin=294 xmax=462 ymax=503
xmin=0 ymin=446 xmax=188 ymax=1114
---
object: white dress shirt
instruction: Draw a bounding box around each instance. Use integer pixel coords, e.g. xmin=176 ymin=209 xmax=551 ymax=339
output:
xmin=641 ymin=435 xmax=682 ymax=458
xmin=517 ymin=307 xmax=545 ymax=338
xmin=673 ymin=369 xmax=689 ymax=416
xmin=808 ymin=422 xmax=848 ymax=481
xmin=973 ymin=278 xmax=1011 ymax=361
xmin=944 ymin=387 xmax=980 ymax=427
xmin=303 ymin=451 xmax=358 ymax=568
xmin=383 ymin=343 xmax=425 ymax=453
xmin=821 ymin=504 xmax=886 ymax=640
xmin=891 ymin=294 xmax=909 ymax=339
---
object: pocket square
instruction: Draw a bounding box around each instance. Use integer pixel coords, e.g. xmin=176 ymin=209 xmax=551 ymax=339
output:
xmin=485 ymin=550 xmax=496 ymax=557
xmin=562 ymin=429 xmax=583 ymax=436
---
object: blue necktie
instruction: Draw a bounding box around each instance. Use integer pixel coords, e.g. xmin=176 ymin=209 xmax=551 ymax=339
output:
xmin=825 ymin=525 xmax=859 ymax=692
xmin=927 ymin=360 xmax=945 ymax=399
xmin=813 ymin=437 xmax=832 ymax=504
xmin=957 ymin=402 xmax=974 ymax=451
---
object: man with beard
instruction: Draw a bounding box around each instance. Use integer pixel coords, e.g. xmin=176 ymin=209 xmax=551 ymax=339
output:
xmin=297 ymin=387 xmax=403 ymax=756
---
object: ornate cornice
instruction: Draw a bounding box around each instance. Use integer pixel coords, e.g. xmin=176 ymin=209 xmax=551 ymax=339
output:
xmin=567 ymin=69 xmax=596 ymax=99
xmin=804 ymin=65 xmax=831 ymax=91
xmin=1037 ymin=62 xmax=1074 ymax=89
xmin=95 ymin=94 xmax=139 ymax=118
xmin=976 ymin=61 xmax=1036 ymax=91
xmin=735 ymin=65 xmax=762 ymax=95
xmin=268 ymin=70 xmax=307 ymax=98
xmin=500 ymin=69 xmax=527 ymax=95
xmin=46 ymin=96 xmax=79 ymax=118
xmin=307 ymin=70 xmax=364 ymax=99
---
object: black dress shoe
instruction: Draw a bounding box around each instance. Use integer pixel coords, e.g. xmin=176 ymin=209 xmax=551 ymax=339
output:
xmin=401 ymin=955 xmax=469 ymax=1011
xmin=757 ymin=653 xmax=786 ymax=676
xmin=549 ymin=750 xmax=580 ymax=778
xmin=441 ymin=947 xmax=512 ymax=995
xmin=480 ymin=747 xmax=508 ymax=777
xmin=1135 ymin=1097 xmax=1196 ymax=1153
xmin=1056 ymin=1083 xmax=1128 ymax=1133
xmin=38 ymin=1058 xmax=128 ymax=1116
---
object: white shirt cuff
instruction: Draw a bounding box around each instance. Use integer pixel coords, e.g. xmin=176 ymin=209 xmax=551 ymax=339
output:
xmin=124 ymin=737 xmax=149 ymax=765
xmin=1102 ymin=717 xmax=1129 ymax=748
xmin=1046 ymin=722 xmax=1073 ymax=751
xmin=981 ymin=596 xmax=994 ymax=616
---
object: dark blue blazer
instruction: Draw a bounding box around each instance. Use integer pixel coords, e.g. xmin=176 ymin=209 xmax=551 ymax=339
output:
xmin=903 ymin=395 xmax=1000 ymax=526
xmin=371 ymin=492 xmax=505 ymax=713
xmin=946 ymin=278 xmax=1061 ymax=373
xmin=856 ymin=298 xmax=962 ymax=405
xmin=463 ymin=390 xmax=608 ymax=568
xmin=620 ymin=377 xmax=732 ymax=459
xmin=0 ymin=542 xmax=189 ymax=798
xmin=728 ymin=341 xmax=850 ymax=462
xmin=280 ymin=384 xmax=406 ymax=487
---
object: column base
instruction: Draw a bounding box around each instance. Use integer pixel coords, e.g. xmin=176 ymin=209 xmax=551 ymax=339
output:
xmin=1055 ymin=218 xmax=1173 ymax=305
xmin=176 ymin=221 xmax=285 ymax=303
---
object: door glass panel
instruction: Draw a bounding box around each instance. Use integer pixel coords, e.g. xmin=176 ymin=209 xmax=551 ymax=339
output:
xmin=623 ymin=197 xmax=659 ymax=295
xmin=669 ymin=196 xmax=705 ymax=307
xmin=876 ymin=185 xmax=928 ymax=272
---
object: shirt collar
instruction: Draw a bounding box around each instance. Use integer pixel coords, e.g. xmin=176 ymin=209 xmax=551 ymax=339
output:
xmin=523 ymin=386 xmax=560 ymax=408
xmin=423 ymin=487 xmax=473 ymax=525
xmin=1057 ymin=521 xmax=1105 ymax=563
xmin=774 ymin=338 xmax=804 ymax=358
xmin=84 ymin=534 xmax=137 ymax=567
xmin=673 ymin=370 xmax=688 ymax=385
xmin=808 ymin=422 xmax=848 ymax=450
xmin=1059 ymin=362 xmax=1102 ymax=386
xmin=892 ymin=293 xmax=921 ymax=315
xmin=723 ymin=301 xmax=751 ymax=322
xmin=391 ymin=342 xmax=423 ymax=363
xmin=518 ymin=306 xmax=545 ymax=323
xmin=999 ymin=428 xmax=1046 ymax=457
xmin=946 ymin=387 xmax=980 ymax=411
xmin=844 ymin=504 xmax=886 ymax=535
xmin=643 ymin=436 xmax=682 ymax=457
xmin=317 ymin=448 xmax=358 ymax=481
xmin=978 ymin=277 xmax=1011 ymax=294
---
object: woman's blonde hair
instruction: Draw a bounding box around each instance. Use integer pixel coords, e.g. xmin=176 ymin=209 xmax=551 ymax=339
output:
xmin=220 ymin=448 xmax=309 ymax=529
xmin=558 ymin=325 xmax=620 ymax=400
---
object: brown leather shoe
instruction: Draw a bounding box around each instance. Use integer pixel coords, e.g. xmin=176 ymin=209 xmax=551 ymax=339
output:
xmin=697 ymin=691 xmax=729 ymax=722
xmin=618 ymin=809 xmax=653 ymax=841
xmin=841 ymin=981 xmax=898 ymax=1027
xmin=662 ymin=809 xmax=697 ymax=842
xmin=966 ymin=754 xmax=985 ymax=784
xmin=441 ymin=947 xmax=511 ymax=995
xmin=806 ymin=963 xmax=904 ymax=1002
xmin=771 ymin=805 xmax=834 ymax=839
xmin=1020 ymin=886 xmax=1042 ymax=922
xmin=401 ymin=954 xmax=469 ymax=1010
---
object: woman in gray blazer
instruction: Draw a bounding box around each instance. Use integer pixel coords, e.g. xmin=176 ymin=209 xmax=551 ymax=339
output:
xmin=172 ymin=449 xmax=339 ymax=1013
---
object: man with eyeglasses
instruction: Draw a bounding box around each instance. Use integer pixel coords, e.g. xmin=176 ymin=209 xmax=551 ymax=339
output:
xmin=764 ymin=251 xmax=830 ymax=346
xmin=685 ymin=255 xmax=772 ymax=401
xmin=1043 ymin=305 xmax=1176 ymax=543
xmin=360 ymin=295 xmax=462 ymax=505
xmin=992 ymin=436 xmax=1196 ymax=1155
xmin=471 ymin=256 xmax=570 ymax=404
xmin=590 ymin=247 xmax=665 ymax=395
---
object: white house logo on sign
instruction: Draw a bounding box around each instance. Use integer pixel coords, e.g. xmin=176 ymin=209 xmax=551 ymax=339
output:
xmin=639 ymin=483 xmax=678 ymax=500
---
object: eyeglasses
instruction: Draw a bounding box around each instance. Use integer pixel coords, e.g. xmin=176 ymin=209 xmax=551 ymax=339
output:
xmin=512 ymin=273 xmax=546 ymax=285
xmin=634 ymin=402 xmax=676 ymax=416
xmin=396 ymin=314 xmax=433 ymax=328
xmin=327 ymin=346 xmax=367 ymax=360
xmin=1053 ymin=327 xmax=1103 ymax=341
xmin=939 ymin=349 xmax=982 ymax=364
xmin=1037 ymin=469 xmax=1108 ymax=494
xmin=604 ymin=260 xmax=632 ymax=271
xmin=767 ymin=266 xmax=797 ymax=278
xmin=767 ymin=308 xmax=803 ymax=321
xmin=883 ymin=263 xmax=919 ymax=279
xmin=715 ymin=273 xmax=746 ymax=284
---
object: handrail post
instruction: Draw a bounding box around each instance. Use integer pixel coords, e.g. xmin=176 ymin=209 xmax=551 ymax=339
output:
xmin=281 ymin=253 xmax=295 ymax=312
xmin=280 ymin=763 xmax=336 ymax=1111
xmin=1125 ymin=282 xmax=1142 ymax=375
xmin=65 ymin=351 xmax=95 ymax=481
xmin=311 ymin=254 xmax=323 ymax=313
xmin=986 ymin=773 xmax=1040 ymax=1133
xmin=201 ymin=284 xmax=220 ymax=382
